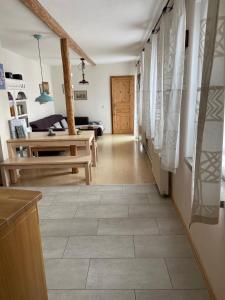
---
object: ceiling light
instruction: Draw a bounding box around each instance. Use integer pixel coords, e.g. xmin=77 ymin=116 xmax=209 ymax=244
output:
xmin=79 ymin=58 xmax=89 ymax=85
xmin=34 ymin=34 xmax=53 ymax=104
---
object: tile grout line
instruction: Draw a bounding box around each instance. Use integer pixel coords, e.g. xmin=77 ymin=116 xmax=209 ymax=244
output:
xmin=61 ymin=236 xmax=70 ymax=258
xmin=164 ymin=258 xmax=174 ymax=289
xmin=134 ymin=289 xmax=137 ymax=300
xmin=85 ymin=259 xmax=91 ymax=289
xmin=132 ymin=235 xmax=136 ymax=258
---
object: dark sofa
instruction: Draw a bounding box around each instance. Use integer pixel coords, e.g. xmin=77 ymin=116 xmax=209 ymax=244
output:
xmin=30 ymin=114 xmax=104 ymax=136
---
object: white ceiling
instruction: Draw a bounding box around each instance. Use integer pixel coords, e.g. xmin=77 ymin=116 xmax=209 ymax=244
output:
xmin=0 ymin=0 xmax=164 ymax=65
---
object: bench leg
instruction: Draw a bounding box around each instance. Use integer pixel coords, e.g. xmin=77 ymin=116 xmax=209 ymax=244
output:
xmin=89 ymin=163 xmax=92 ymax=182
xmin=1 ymin=167 xmax=10 ymax=187
xmin=85 ymin=164 xmax=90 ymax=185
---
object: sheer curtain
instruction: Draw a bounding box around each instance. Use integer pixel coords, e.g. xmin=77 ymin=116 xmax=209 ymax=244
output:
xmin=191 ymin=0 xmax=225 ymax=225
xmin=149 ymin=35 xmax=158 ymax=139
xmin=161 ymin=0 xmax=186 ymax=172
xmin=142 ymin=42 xmax=152 ymax=139
xmin=153 ymin=19 xmax=165 ymax=151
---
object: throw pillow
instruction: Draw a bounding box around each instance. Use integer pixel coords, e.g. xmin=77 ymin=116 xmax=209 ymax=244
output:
xmin=61 ymin=118 xmax=68 ymax=129
xmin=53 ymin=122 xmax=62 ymax=129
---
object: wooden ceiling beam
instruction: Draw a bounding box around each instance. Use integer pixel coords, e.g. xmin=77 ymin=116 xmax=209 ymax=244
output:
xmin=20 ymin=0 xmax=96 ymax=66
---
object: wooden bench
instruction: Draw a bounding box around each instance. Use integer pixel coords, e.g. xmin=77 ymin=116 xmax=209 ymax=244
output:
xmin=29 ymin=140 xmax=98 ymax=167
xmin=0 ymin=155 xmax=92 ymax=186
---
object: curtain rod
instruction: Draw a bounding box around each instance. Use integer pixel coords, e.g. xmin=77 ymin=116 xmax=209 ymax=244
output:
xmin=146 ymin=0 xmax=173 ymax=43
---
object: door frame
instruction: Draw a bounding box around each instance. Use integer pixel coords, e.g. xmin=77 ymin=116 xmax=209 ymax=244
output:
xmin=110 ymin=75 xmax=135 ymax=134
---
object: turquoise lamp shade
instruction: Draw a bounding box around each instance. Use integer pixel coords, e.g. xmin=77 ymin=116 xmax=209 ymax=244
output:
xmin=35 ymin=92 xmax=53 ymax=104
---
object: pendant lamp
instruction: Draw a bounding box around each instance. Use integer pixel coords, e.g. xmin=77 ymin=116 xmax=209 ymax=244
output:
xmin=34 ymin=34 xmax=53 ymax=104
xmin=79 ymin=58 xmax=89 ymax=85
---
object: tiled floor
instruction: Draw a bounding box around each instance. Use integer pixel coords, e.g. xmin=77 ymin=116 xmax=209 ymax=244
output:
xmin=36 ymin=184 xmax=210 ymax=300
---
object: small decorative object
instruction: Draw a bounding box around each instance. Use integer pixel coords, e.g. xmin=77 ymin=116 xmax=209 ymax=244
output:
xmin=0 ymin=64 xmax=6 ymax=90
xmin=77 ymin=129 xmax=81 ymax=135
xmin=5 ymin=72 xmax=13 ymax=79
xmin=74 ymin=90 xmax=87 ymax=100
xmin=13 ymin=74 xmax=23 ymax=80
xmin=33 ymin=34 xmax=53 ymax=104
xmin=47 ymin=127 xmax=56 ymax=136
xmin=15 ymin=125 xmax=26 ymax=138
xmin=78 ymin=58 xmax=89 ymax=85
xmin=39 ymin=81 xmax=50 ymax=94
xmin=16 ymin=91 xmax=27 ymax=100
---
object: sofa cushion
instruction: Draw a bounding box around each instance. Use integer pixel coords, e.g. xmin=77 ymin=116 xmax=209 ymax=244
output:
xmin=75 ymin=117 xmax=89 ymax=125
xmin=61 ymin=118 xmax=68 ymax=129
xmin=53 ymin=122 xmax=62 ymax=129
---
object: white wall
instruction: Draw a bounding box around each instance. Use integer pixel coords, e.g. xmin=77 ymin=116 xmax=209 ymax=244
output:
xmin=1 ymin=47 xmax=55 ymax=122
xmin=0 ymin=42 xmax=11 ymax=162
xmin=51 ymin=62 xmax=136 ymax=133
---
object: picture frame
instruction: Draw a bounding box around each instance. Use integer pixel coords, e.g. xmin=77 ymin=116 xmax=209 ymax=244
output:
xmin=39 ymin=82 xmax=50 ymax=94
xmin=0 ymin=64 xmax=6 ymax=90
xmin=74 ymin=90 xmax=87 ymax=100
xmin=15 ymin=125 xmax=26 ymax=138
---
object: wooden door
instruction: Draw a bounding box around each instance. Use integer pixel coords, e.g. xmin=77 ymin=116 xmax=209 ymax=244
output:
xmin=111 ymin=76 xmax=134 ymax=134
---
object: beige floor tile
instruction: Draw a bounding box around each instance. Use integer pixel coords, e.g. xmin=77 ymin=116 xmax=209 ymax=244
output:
xmin=98 ymin=218 xmax=159 ymax=235
xmin=86 ymin=258 xmax=172 ymax=289
xmin=40 ymin=219 xmax=98 ymax=236
xmin=134 ymin=235 xmax=193 ymax=258
xmin=64 ymin=236 xmax=134 ymax=258
xmin=39 ymin=205 xmax=77 ymax=219
xmin=156 ymin=218 xmax=186 ymax=235
xmin=42 ymin=237 xmax=68 ymax=258
xmin=75 ymin=204 xmax=128 ymax=218
xmin=45 ymin=259 xmax=89 ymax=289
xmin=129 ymin=204 xmax=176 ymax=218
xmin=100 ymin=193 xmax=149 ymax=205
xmin=165 ymin=258 xmax=206 ymax=289
xmin=48 ymin=290 xmax=135 ymax=300
xmin=135 ymin=290 xmax=210 ymax=300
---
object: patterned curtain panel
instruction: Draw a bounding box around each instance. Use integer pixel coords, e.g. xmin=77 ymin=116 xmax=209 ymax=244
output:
xmin=142 ymin=42 xmax=152 ymax=139
xmin=161 ymin=0 xmax=186 ymax=172
xmin=191 ymin=0 xmax=225 ymax=225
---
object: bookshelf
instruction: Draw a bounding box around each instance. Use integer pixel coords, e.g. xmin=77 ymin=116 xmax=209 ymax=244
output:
xmin=6 ymin=79 xmax=29 ymax=126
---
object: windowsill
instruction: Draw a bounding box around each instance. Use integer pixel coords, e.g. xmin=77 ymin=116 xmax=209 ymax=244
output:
xmin=184 ymin=157 xmax=224 ymax=208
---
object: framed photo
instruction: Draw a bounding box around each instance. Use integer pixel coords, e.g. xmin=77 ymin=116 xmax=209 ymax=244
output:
xmin=74 ymin=90 xmax=87 ymax=100
xmin=0 ymin=64 xmax=6 ymax=90
xmin=15 ymin=125 xmax=26 ymax=138
xmin=39 ymin=82 xmax=50 ymax=94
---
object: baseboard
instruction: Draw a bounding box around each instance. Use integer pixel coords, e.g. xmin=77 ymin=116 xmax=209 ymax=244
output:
xmin=171 ymin=199 xmax=218 ymax=300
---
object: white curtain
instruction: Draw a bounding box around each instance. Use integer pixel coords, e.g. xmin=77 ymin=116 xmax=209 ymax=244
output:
xmin=191 ymin=0 xmax=225 ymax=225
xmin=149 ymin=35 xmax=158 ymax=139
xmin=154 ymin=19 xmax=166 ymax=151
xmin=142 ymin=42 xmax=152 ymax=139
xmin=161 ymin=0 xmax=186 ymax=172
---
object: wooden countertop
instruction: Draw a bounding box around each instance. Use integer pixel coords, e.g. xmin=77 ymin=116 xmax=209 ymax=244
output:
xmin=0 ymin=189 xmax=42 ymax=231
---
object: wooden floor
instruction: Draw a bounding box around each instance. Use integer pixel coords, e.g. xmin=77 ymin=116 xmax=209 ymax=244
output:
xmin=13 ymin=134 xmax=155 ymax=187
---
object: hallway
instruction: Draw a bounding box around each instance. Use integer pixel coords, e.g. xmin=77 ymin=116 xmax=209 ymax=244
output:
xmin=15 ymin=135 xmax=154 ymax=186
xmin=37 ymin=184 xmax=210 ymax=300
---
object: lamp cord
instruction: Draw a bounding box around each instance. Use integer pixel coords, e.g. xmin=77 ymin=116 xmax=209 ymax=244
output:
xmin=37 ymin=38 xmax=44 ymax=88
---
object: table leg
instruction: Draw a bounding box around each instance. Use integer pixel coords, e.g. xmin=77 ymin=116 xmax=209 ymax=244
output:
xmin=70 ymin=145 xmax=79 ymax=174
xmin=91 ymin=139 xmax=97 ymax=167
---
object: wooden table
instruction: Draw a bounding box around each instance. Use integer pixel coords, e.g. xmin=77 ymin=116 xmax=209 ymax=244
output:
xmin=0 ymin=188 xmax=48 ymax=300
xmin=7 ymin=130 xmax=96 ymax=183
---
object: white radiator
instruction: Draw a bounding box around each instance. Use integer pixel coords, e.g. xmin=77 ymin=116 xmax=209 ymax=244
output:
xmin=143 ymin=136 xmax=169 ymax=196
